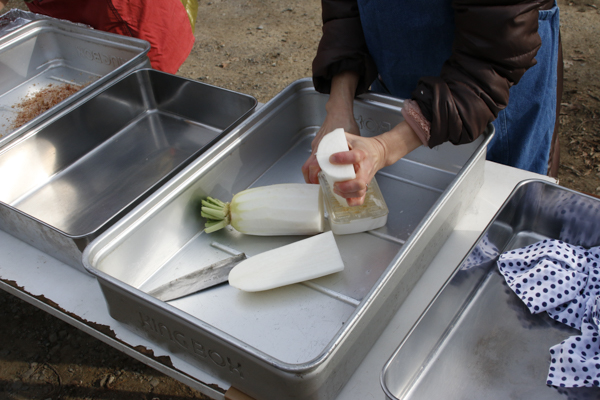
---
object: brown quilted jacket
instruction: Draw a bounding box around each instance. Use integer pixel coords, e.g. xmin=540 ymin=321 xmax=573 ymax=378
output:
xmin=313 ymin=0 xmax=555 ymax=148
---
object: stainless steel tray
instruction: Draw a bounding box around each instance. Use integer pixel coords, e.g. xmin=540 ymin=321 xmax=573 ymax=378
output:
xmin=83 ymin=78 xmax=492 ymax=400
xmin=0 ymin=68 xmax=257 ymax=271
xmin=381 ymin=180 xmax=600 ymax=400
xmin=0 ymin=18 xmax=151 ymax=147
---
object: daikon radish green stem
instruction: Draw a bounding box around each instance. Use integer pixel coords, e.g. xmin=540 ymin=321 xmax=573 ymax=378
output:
xmin=201 ymin=183 xmax=324 ymax=236
xmin=228 ymin=231 xmax=344 ymax=291
xmin=201 ymin=197 xmax=230 ymax=233
xmin=201 ymin=198 xmax=229 ymax=219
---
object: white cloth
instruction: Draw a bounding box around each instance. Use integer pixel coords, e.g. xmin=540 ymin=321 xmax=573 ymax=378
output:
xmin=498 ymin=239 xmax=600 ymax=387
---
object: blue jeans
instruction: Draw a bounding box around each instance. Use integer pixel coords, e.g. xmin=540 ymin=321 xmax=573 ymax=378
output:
xmin=489 ymin=5 xmax=560 ymax=174
xmin=360 ymin=0 xmax=560 ymax=174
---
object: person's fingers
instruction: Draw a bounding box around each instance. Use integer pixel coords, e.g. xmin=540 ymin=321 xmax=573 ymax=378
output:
xmin=334 ymin=178 xmax=368 ymax=199
xmin=308 ymin=163 xmax=321 ymax=184
xmin=301 ymin=154 xmax=313 ymax=183
xmin=329 ymin=149 xmax=363 ymax=165
xmin=302 ymin=155 xmax=321 ymax=183
xmin=304 ymin=107 xmax=362 ymax=185
xmin=301 ymin=154 xmax=322 ymax=184
xmin=345 ymin=195 xmax=366 ymax=207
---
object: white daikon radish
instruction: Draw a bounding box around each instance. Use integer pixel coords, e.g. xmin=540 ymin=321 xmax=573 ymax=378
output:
xmin=201 ymin=183 xmax=324 ymax=236
xmin=228 ymin=231 xmax=344 ymax=291
xmin=316 ymin=128 xmax=356 ymax=182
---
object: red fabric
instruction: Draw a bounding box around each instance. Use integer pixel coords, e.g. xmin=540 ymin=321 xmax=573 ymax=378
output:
xmin=25 ymin=0 xmax=194 ymax=73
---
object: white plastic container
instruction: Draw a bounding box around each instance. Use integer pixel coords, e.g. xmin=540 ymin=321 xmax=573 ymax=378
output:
xmin=318 ymin=172 xmax=389 ymax=235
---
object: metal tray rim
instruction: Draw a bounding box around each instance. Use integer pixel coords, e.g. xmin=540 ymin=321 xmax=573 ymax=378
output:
xmin=379 ymin=178 xmax=590 ymax=400
xmin=0 ymin=18 xmax=151 ymax=148
xmin=0 ymin=68 xmax=257 ymax=242
xmin=82 ymin=79 xmax=494 ymax=375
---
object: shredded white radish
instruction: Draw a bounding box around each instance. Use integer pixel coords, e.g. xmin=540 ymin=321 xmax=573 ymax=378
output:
xmin=228 ymin=231 xmax=344 ymax=291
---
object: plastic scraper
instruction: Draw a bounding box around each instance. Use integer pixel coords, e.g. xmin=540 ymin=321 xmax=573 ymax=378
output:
xmin=147 ymin=252 xmax=247 ymax=301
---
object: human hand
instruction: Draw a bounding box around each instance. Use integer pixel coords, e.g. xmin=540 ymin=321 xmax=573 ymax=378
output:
xmin=302 ymin=70 xmax=360 ymax=184
xmin=329 ymin=133 xmax=386 ymax=206
xmin=302 ymin=111 xmax=360 ymax=184
xmin=328 ymin=121 xmax=423 ymax=206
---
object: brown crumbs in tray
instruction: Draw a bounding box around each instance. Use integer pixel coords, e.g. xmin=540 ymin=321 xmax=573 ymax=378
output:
xmin=10 ymin=83 xmax=83 ymax=129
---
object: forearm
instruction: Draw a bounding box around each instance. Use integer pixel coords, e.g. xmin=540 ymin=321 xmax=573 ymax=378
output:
xmin=325 ymin=72 xmax=422 ymax=173
xmin=303 ymin=70 xmax=361 ymax=183
xmin=325 ymin=70 xmax=360 ymax=127
xmin=375 ymin=121 xmax=422 ymax=168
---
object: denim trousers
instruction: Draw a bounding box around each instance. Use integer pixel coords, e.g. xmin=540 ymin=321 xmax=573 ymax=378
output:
xmin=360 ymin=0 xmax=560 ymax=174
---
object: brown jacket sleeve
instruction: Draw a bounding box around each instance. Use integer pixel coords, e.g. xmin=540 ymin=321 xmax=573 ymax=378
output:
xmin=312 ymin=0 xmax=378 ymax=95
xmin=414 ymin=0 xmax=550 ymax=147
xmin=313 ymin=0 xmax=551 ymax=147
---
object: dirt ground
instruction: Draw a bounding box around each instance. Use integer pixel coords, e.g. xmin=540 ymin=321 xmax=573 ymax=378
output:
xmin=1 ymin=0 xmax=599 ymax=399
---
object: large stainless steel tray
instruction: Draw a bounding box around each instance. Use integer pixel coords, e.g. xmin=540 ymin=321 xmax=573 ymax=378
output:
xmin=0 ymin=18 xmax=151 ymax=147
xmin=0 ymin=68 xmax=257 ymax=271
xmin=381 ymin=180 xmax=600 ymax=400
xmin=83 ymin=78 xmax=492 ymax=400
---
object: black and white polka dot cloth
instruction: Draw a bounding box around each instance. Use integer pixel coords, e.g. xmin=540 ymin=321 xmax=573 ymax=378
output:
xmin=498 ymin=239 xmax=600 ymax=388
xmin=461 ymin=234 xmax=499 ymax=270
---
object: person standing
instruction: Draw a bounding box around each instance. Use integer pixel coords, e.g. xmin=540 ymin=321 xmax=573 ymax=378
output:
xmin=1 ymin=0 xmax=198 ymax=74
xmin=303 ymin=0 xmax=562 ymax=206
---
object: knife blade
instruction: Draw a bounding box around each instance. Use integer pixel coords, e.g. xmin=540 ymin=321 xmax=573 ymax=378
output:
xmin=147 ymin=252 xmax=247 ymax=302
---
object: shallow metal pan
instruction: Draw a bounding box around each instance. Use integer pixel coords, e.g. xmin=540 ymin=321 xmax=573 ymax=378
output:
xmin=0 ymin=68 xmax=257 ymax=271
xmin=381 ymin=180 xmax=600 ymax=400
xmin=83 ymin=78 xmax=492 ymax=400
xmin=0 ymin=18 xmax=151 ymax=147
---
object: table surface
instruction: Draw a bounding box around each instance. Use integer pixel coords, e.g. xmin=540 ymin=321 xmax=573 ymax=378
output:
xmin=0 ymin=161 xmax=554 ymax=400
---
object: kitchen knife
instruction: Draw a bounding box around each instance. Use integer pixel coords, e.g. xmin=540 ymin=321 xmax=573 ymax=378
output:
xmin=147 ymin=252 xmax=247 ymax=302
